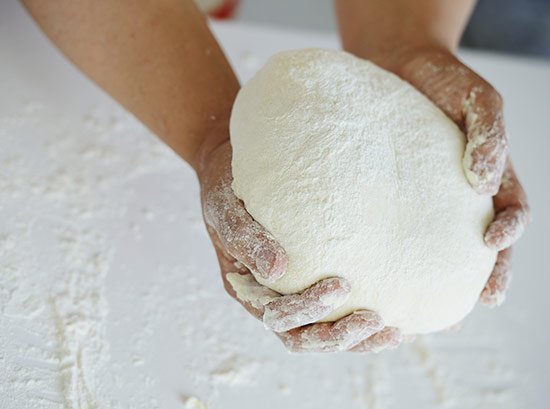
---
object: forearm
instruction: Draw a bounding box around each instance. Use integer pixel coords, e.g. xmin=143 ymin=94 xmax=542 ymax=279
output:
xmin=334 ymin=0 xmax=476 ymax=69
xmin=22 ymin=0 xmax=239 ymax=171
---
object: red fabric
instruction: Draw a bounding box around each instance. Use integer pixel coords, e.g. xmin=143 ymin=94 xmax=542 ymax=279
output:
xmin=208 ymin=0 xmax=240 ymax=19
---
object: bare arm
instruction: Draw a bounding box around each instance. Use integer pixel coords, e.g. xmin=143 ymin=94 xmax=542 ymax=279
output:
xmin=22 ymin=0 xmax=392 ymax=353
xmin=335 ymin=0 xmax=475 ymax=69
xmin=22 ymin=0 xmax=237 ymax=171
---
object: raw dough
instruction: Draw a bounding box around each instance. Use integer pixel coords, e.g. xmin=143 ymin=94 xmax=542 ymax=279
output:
xmin=230 ymin=49 xmax=497 ymax=334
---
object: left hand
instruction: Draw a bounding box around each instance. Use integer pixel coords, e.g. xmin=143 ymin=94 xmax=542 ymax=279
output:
xmin=376 ymin=47 xmax=530 ymax=307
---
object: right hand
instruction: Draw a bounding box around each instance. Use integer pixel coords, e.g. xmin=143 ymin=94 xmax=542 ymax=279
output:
xmin=197 ymin=138 xmax=402 ymax=353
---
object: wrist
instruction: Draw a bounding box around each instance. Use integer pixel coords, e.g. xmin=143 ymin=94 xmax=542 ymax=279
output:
xmin=335 ymin=0 xmax=471 ymax=72
xmin=343 ymin=37 xmax=453 ymax=73
xmin=192 ymin=121 xmax=231 ymax=178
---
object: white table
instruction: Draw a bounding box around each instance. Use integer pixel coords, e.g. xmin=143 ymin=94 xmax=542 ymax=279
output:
xmin=1 ymin=2 xmax=549 ymax=408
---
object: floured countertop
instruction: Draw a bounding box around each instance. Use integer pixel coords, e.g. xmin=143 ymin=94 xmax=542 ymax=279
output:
xmin=1 ymin=2 xmax=549 ymax=408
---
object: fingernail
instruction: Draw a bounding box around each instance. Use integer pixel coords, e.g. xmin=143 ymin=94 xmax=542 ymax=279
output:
xmin=352 ymin=310 xmax=384 ymax=333
xmin=464 ymin=165 xmax=500 ymax=196
xmin=463 ymin=136 xmax=506 ymax=196
xmin=485 ymin=229 xmax=514 ymax=251
xmin=370 ymin=328 xmax=403 ymax=353
xmin=256 ymin=248 xmax=286 ymax=282
xmin=484 ymin=208 xmax=526 ymax=251
xmin=480 ymin=290 xmax=505 ymax=308
xmin=318 ymin=278 xmax=351 ymax=307
xmin=334 ymin=277 xmax=352 ymax=293
xmin=262 ymin=278 xmax=351 ymax=333
xmin=342 ymin=311 xmax=385 ymax=350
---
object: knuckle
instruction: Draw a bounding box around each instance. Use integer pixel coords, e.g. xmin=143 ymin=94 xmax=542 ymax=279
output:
xmin=318 ymin=276 xmax=349 ymax=293
xmin=477 ymin=82 xmax=503 ymax=108
xmin=332 ymin=276 xmax=351 ymax=292
xmin=280 ymin=336 xmax=298 ymax=352
xmin=488 ymin=88 xmax=504 ymax=107
xmin=521 ymin=202 xmax=532 ymax=222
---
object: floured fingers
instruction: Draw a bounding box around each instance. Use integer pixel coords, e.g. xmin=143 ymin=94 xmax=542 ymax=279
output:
xmin=485 ymin=160 xmax=530 ymax=251
xmin=278 ymin=310 xmax=384 ymax=353
xmin=263 ymin=277 xmax=351 ymax=332
xmin=225 ymin=273 xmax=351 ymax=332
xmin=350 ymin=327 xmax=403 ymax=353
xmin=480 ymin=248 xmax=512 ymax=307
xmin=203 ymin=179 xmax=287 ymax=283
xmin=462 ymin=86 xmax=508 ymax=196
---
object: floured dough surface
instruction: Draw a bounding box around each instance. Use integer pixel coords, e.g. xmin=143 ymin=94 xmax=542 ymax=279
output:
xmin=230 ymin=49 xmax=497 ymax=334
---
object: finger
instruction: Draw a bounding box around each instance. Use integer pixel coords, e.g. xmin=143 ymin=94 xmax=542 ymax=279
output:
xmin=225 ymin=272 xmax=279 ymax=318
xmin=278 ymin=310 xmax=383 ymax=353
xmin=445 ymin=320 xmax=463 ymax=333
xmin=462 ymin=86 xmax=508 ymax=195
xmin=203 ymin=176 xmax=287 ymax=283
xmin=208 ymin=233 xmax=272 ymax=320
xmin=486 ymin=207 xmax=528 ymax=251
xmin=208 ymin=224 xmax=248 ymax=274
xmin=480 ymin=247 xmax=512 ymax=307
xmin=263 ymin=277 xmax=351 ymax=333
xmin=350 ymin=327 xmax=403 ymax=353
xmin=485 ymin=160 xmax=530 ymax=251
xmin=398 ymin=51 xmax=507 ymax=195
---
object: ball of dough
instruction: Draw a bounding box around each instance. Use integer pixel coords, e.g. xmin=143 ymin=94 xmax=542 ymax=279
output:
xmin=230 ymin=49 xmax=497 ymax=334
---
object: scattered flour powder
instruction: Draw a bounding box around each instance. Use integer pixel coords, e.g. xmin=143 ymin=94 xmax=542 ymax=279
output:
xmin=0 ymin=86 xmax=522 ymax=409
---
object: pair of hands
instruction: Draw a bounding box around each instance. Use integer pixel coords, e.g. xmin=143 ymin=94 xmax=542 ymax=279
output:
xmin=197 ymin=47 xmax=530 ymax=353
xmin=24 ymin=0 xmax=525 ymax=352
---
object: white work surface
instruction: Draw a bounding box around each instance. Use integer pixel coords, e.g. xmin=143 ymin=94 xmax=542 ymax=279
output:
xmin=1 ymin=2 xmax=549 ymax=409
